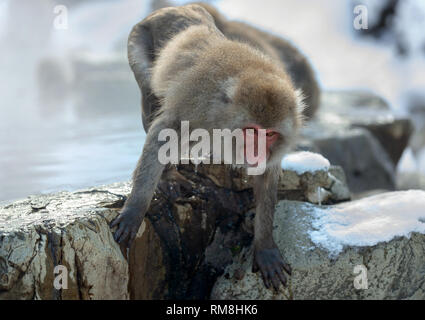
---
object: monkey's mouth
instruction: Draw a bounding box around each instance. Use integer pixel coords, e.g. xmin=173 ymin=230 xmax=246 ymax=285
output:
xmin=243 ymin=125 xmax=279 ymax=166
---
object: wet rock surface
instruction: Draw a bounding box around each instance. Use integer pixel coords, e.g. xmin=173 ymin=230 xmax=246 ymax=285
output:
xmin=212 ymin=193 xmax=425 ymax=300
xmin=0 ymin=163 xmax=348 ymax=300
xmin=0 ymin=187 xmax=130 ymax=300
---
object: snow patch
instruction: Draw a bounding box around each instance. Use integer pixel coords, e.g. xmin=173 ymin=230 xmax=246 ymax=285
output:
xmin=397 ymin=147 xmax=418 ymax=173
xmin=281 ymin=151 xmax=330 ymax=174
xmin=307 ymin=190 xmax=425 ymax=255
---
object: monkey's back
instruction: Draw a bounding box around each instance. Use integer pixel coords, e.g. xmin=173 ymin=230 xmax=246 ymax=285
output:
xmin=194 ymin=2 xmax=320 ymax=119
xmin=151 ymin=25 xmax=224 ymax=99
xmin=151 ymin=24 xmax=290 ymax=97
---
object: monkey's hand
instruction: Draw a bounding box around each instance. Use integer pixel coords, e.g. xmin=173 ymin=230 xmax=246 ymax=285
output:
xmin=252 ymin=245 xmax=292 ymax=290
xmin=110 ymin=207 xmax=144 ymax=248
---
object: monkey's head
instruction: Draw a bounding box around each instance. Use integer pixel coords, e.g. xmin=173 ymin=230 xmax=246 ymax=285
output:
xmin=219 ymin=70 xmax=305 ymax=170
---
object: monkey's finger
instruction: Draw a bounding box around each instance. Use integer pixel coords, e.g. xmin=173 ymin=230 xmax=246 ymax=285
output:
xmin=270 ymin=272 xmax=281 ymax=291
xmin=125 ymin=227 xmax=140 ymax=248
xmin=265 ymin=273 xmax=273 ymax=289
xmin=110 ymin=215 xmax=123 ymax=228
xmin=256 ymin=263 xmax=267 ymax=286
xmin=280 ymin=261 xmax=292 ymax=275
xmin=261 ymin=266 xmax=273 ymax=289
xmin=264 ymin=266 xmax=278 ymax=290
xmin=261 ymin=271 xmax=270 ymax=289
xmin=125 ymin=232 xmax=134 ymax=249
xmin=122 ymin=234 xmax=132 ymax=250
xmin=275 ymin=267 xmax=287 ymax=287
xmin=114 ymin=224 xmax=126 ymax=242
xmin=118 ymin=228 xmax=130 ymax=244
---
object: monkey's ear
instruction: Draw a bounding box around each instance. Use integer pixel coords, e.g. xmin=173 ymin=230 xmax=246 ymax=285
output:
xmin=220 ymin=77 xmax=238 ymax=104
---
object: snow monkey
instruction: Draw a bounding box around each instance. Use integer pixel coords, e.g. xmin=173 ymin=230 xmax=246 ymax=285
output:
xmin=111 ymin=3 xmax=314 ymax=290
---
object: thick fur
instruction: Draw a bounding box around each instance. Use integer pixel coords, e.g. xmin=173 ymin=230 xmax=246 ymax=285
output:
xmin=193 ymin=2 xmax=320 ymax=119
xmin=151 ymin=23 xmax=302 ymax=167
xmin=114 ymin=4 xmax=303 ymax=290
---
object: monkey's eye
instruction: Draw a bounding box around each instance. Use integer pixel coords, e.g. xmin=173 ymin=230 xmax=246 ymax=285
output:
xmin=266 ymin=131 xmax=277 ymax=137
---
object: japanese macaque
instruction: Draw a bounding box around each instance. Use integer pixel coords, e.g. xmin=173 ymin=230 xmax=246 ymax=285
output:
xmin=111 ymin=4 xmax=308 ymax=290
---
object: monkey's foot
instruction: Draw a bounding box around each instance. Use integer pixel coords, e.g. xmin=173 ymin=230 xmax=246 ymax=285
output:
xmin=110 ymin=207 xmax=144 ymax=248
xmin=252 ymin=247 xmax=292 ymax=290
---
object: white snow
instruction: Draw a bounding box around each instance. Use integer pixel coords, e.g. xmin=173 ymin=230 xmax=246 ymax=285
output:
xmin=397 ymin=147 xmax=419 ymax=173
xmin=281 ymin=151 xmax=330 ymax=174
xmin=307 ymin=190 xmax=425 ymax=255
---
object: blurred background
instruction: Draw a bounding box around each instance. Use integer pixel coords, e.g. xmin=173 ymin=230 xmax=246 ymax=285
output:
xmin=0 ymin=0 xmax=424 ymax=202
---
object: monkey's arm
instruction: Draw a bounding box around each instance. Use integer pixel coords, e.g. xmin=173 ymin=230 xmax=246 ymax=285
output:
xmin=111 ymin=120 xmax=167 ymax=247
xmin=128 ymin=21 xmax=161 ymax=132
xmin=252 ymin=166 xmax=292 ymax=290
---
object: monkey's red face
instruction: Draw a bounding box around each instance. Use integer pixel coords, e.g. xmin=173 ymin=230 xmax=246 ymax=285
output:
xmin=243 ymin=124 xmax=280 ymax=167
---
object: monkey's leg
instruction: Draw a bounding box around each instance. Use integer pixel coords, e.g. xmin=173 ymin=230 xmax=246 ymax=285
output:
xmin=252 ymin=166 xmax=292 ymax=290
xmin=111 ymin=120 xmax=167 ymax=248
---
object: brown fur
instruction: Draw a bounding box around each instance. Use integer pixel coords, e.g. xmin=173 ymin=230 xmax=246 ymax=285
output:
xmin=193 ymin=2 xmax=320 ymax=119
xmin=151 ymin=22 xmax=302 ymax=167
xmin=113 ymin=4 xmax=301 ymax=290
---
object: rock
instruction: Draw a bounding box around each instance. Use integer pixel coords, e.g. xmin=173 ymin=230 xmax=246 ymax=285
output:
xmin=305 ymin=127 xmax=396 ymax=193
xmin=320 ymin=90 xmax=390 ymax=111
xmin=315 ymin=90 xmax=413 ymax=166
xmin=350 ymin=189 xmax=391 ymax=200
xmin=189 ymin=161 xmax=350 ymax=205
xmin=405 ymin=90 xmax=425 ymax=155
xmin=128 ymin=162 xmax=348 ymax=299
xmin=397 ymin=171 xmax=425 ymax=191
xmin=0 ymin=162 xmax=350 ymax=300
xmin=212 ymin=191 xmax=425 ymax=300
xmin=299 ymin=90 xmax=413 ymax=193
xmin=355 ymin=119 xmax=413 ymax=165
xmin=279 ymin=166 xmax=350 ymax=204
xmin=410 ymin=127 xmax=425 ymax=157
xmin=0 ymin=187 xmax=130 ymax=300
